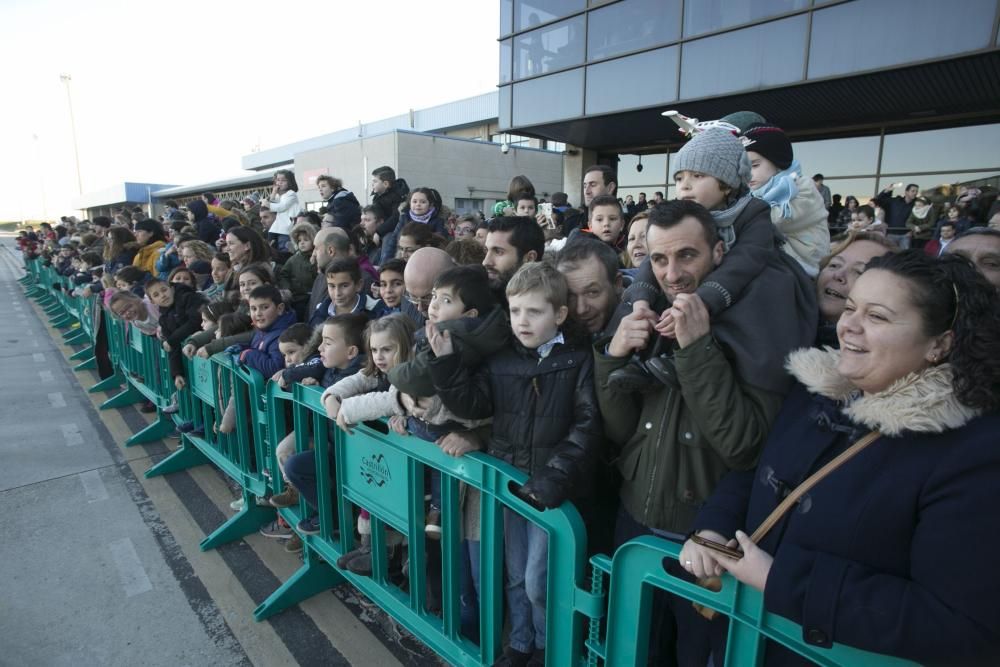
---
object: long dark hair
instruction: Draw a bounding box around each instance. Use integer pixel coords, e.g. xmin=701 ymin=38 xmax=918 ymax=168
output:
xmin=866 ymin=250 xmax=1000 ymax=411
xmin=226 ymin=226 xmax=270 ymax=266
xmin=274 ymin=169 xmax=299 ymax=193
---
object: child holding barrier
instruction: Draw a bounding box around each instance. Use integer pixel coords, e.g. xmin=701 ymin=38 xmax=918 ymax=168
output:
xmin=427 ymin=262 xmax=602 ymax=666
xmin=262 ymin=315 xmax=367 ymax=551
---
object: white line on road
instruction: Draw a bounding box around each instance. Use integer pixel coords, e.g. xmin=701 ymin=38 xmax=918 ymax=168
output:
xmin=108 ymin=538 xmax=153 ymax=598
xmin=47 ymin=392 xmax=65 ymax=408
xmin=61 ymin=423 xmax=83 ymax=446
xmin=79 ymin=469 xmax=109 ymax=503
xmin=33 ymin=352 xmax=44 ymax=362
xmin=39 ymin=370 xmax=54 ymax=383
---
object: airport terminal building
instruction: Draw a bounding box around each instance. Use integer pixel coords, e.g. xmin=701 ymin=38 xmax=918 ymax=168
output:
xmin=497 ymin=0 xmax=1000 ymax=205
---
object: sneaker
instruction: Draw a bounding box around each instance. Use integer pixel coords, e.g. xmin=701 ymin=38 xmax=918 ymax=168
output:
xmin=260 ymin=519 xmax=293 ymax=539
xmin=177 ymin=421 xmax=196 ymax=433
xmin=425 ymin=509 xmax=442 ymax=540
xmin=297 ymin=515 xmax=321 ymax=535
xmin=229 ymin=497 xmax=245 ymax=511
xmin=162 ymin=402 xmax=180 ymax=415
xmin=139 ymin=401 xmax=157 ymax=414
xmin=268 ymin=487 xmax=299 ymax=508
xmin=492 ymin=646 xmax=532 ymax=667
xmin=284 ymin=533 xmax=303 ymax=554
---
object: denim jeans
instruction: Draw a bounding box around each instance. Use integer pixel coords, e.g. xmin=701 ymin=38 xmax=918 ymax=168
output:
xmin=407 ymin=416 xmax=461 ymax=511
xmin=503 ymin=509 xmax=548 ymax=653
xmin=460 ymin=539 xmax=481 ymax=642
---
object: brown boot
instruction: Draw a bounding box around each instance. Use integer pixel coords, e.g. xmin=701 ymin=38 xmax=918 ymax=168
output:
xmin=268 ymin=486 xmax=299 ymax=508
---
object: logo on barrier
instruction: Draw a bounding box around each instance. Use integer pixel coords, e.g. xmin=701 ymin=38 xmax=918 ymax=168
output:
xmin=360 ymin=453 xmax=391 ymax=487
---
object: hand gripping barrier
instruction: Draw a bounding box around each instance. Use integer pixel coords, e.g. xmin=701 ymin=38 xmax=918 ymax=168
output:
xmin=584 ymin=537 xmax=918 ymax=667
xmin=20 ymin=254 xmax=925 ymax=667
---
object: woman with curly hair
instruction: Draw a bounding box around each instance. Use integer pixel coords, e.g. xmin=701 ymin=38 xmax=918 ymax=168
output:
xmin=682 ymin=250 xmax=1000 ymax=665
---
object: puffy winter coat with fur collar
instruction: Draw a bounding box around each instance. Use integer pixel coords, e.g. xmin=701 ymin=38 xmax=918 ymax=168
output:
xmin=694 ymin=347 xmax=1000 ymax=666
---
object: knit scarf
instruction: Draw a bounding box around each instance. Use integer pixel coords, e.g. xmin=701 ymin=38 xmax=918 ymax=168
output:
xmin=408 ymin=207 xmax=437 ymax=224
xmin=712 ymin=191 xmax=754 ymax=252
xmin=751 ymin=159 xmax=801 ymax=220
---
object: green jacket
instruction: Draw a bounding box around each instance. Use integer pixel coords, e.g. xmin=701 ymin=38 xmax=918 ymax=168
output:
xmin=278 ymin=250 xmax=317 ymax=305
xmin=593 ymin=333 xmax=783 ymax=534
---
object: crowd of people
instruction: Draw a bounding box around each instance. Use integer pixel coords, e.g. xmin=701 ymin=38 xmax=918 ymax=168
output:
xmin=17 ymin=112 xmax=1000 ymax=667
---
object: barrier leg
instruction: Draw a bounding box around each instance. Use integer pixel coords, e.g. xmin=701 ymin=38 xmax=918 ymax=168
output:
xmin=64 ymin=330 xmax=89 ymax=345
xmin=253 ymin=560 xmax=344 ymax=621
xmin=72 ymin=356 xmax=97 ymax=372
xmin=125 ymin=414 xmax=173 ymax=447
xmin=50 ymin=314 xmax=75 ymax=329
xmin=199 ymin=500 xmax=275 ymax=551
xmin=145 ymin=439 xmax=210 ymax=478
xmin=69 ymin=345 xmax=93 ymax=360
xmin=89 ymin=373 xmax=123 ymax=394
xmin=100 ymin=385 xmax=143 ymax=410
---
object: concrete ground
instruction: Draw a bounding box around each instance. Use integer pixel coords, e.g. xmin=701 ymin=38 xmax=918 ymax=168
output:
xmin=0 ymin=236 xmax=436 ymax=666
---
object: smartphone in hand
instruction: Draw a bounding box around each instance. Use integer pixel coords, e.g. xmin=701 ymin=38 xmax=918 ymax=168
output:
xmin=690 ymin=533 xmax=744 ymax=559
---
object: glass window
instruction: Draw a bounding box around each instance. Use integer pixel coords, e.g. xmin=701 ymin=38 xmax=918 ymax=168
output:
xmin=679 ymin=15 xmax=807 ymax=100
xmin=515 ymin=0 xmax=585 ymax=31
xmin=500 ymin=39 xmax=512 ymax=84
xmin=808 ymin=0 xmax=996 ymax=79
xmin=617 ymin=153 xmax=668 ymax=188
xmin=683 ymin=0 xmax=809 ymax=38
xmin=545 ymin=140 xmax=567 ymax=152
xmin=500 ymin=0 xmax=514 ymax=36
xmin=512 ymin=69 xmax=584 ymax=126
xmin=587 ymin=0 xmax=681 ymax=61
xmin=790 ymin=136 xmax=881 ymax=178
xmin=585 ymin=46 xmax=678 ymax=114
xmin=514 ymin=16 xmax=585 ymax=79
xmin=816 ymin=177 xmax=878 ymax=206
xmin=881 ymin=125 xmax=1000 ymax=174
xmin=499 ymin=85 xmax=512 ymax=130
xmin=876 ymin=172 xmax=1000 ymax=201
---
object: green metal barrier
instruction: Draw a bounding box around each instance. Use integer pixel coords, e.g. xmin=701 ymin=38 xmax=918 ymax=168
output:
xmin=145 ymin=354 xmax=278 ymax=550
xmin=586 ymin=537 xmax=919 ymax=667
xmin=253 ymin=381 xmax=593 ymax=667
xmin=22 ymin=267 xmax=928 ymax=667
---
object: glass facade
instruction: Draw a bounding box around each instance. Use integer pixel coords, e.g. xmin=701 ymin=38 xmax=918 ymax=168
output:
xmin=498 ymin=0 xmax=999 ymax=127
xmin=512 ymin=68 xmax=584 ymax=126
xmin=586 ymin=0 xmax=681 ymax=61
xmin=513 ymin=15 xmax=585 ymax=79
xmin=613 ymin=124 xmax=1000 ymax=206
xmin=808 ymin=0 xmax=996 ymax=79
xmin=683 ymin=0 xmax=808 ymax=38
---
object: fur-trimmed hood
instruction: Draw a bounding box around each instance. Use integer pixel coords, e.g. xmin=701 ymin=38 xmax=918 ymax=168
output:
xmin=786 ymin=347 xmax=978 ymax=436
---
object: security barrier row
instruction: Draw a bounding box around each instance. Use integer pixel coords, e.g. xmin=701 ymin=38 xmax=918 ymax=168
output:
xmin=21 ymin=256 xmax=916 ymax=667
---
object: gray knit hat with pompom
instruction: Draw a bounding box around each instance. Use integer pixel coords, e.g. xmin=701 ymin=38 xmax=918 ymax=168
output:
xmin=671 ymin=128 xmax=751 ymax=191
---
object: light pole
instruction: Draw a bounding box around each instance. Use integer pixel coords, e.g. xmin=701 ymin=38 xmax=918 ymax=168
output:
xmin=59 ymin=73 xmax=83 ymax=195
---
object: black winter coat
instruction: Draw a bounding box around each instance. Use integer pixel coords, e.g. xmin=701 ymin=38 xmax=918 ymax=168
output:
xmin=326 ymin=189 xmax=362 ymax=231
xmin=158 ymin=283 xmax=207 ymax=378
xmin=429 ymin=336 xmax=602 ymax=508
xmin=372 ymin=178 xmax=409 ymax=234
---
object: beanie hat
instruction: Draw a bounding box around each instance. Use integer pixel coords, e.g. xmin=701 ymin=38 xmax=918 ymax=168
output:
xmin=187 ymin=260 xmax=212 ymax=275
xmin=742 ymin=125 xmax=793 ymax=170
xmin=718 ymin=110 xmax=768 ymax=134
xmin=672 ymin=128 xmax=751 ymax=191
xmin=242 ymin=193 xmax=260 ymax=205
xmin=133 ymin=219 xmax=164 ymax=235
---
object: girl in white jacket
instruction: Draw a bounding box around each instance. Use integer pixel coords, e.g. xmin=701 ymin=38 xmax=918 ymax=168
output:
xmin=743 ymin=124 xmax=831 ymax=277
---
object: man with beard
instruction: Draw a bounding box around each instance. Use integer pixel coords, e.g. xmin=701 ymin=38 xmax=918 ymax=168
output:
xmin=482 ymin=216 xmax=544 ymax=305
